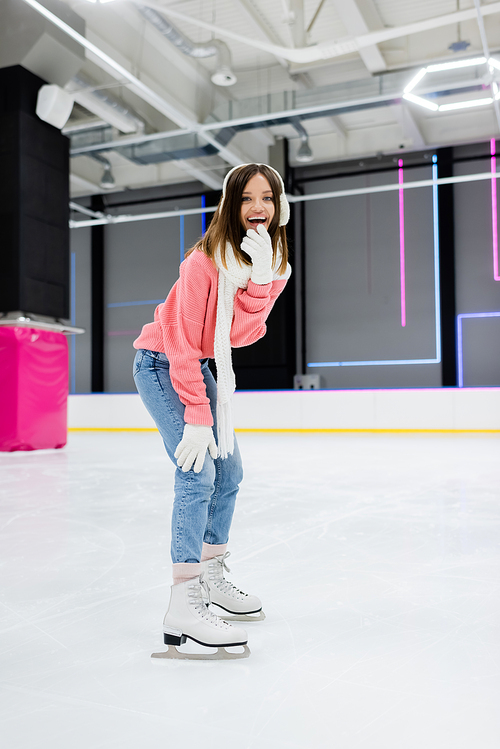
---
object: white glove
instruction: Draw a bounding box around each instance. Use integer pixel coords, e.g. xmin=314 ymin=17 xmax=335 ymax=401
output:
xmin=174 ymin=424 xmax=218 ymax=473
xmin=240 ymin=223 xmax=273 ymax=285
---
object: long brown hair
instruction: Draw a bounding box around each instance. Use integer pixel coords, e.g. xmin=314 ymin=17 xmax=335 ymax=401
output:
xmin=187 ymin=164 xmax=288 ymax=276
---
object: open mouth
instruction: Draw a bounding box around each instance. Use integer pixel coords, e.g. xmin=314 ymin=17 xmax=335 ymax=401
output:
xmin=247 ymin=217 xmax=267 ymax=225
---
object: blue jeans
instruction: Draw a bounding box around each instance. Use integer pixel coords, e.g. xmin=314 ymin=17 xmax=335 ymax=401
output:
xmin=133 ymin=349 xmax=243 ymax=564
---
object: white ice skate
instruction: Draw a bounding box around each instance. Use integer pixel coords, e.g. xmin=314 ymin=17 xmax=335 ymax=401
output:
xmin=200 ymin=552 xmax=265 ymax=622
xmin=151 ymin=575 xmax=250 ymax=661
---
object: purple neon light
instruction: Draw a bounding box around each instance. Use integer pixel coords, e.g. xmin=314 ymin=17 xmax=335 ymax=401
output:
xmin=398 ymin=159 xmax=406 ymax=327
xmin=491 ymin=138 xmax=500 ymax=281
xmin=457 ymin=311 xmax=500 ymax=387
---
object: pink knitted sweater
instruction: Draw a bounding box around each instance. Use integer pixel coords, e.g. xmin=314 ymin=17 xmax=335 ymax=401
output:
xmin=133 ymin=249 xmax=289 ymax=426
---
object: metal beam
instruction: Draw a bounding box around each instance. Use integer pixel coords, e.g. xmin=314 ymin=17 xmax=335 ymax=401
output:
xmin=328 ymin=116 xmax=347 ymax=141
xmin=331 ymin=0 xmax=386 ymax=72
xmin=69 ymin=69 xmax=488 ymax=158
xmin=391 ymin=104 xmax=425 ymax=148
xmin=70 ymin=173 xmax=105 ymax=194
xmin=232 ymin=0 xmax=290 ymax=71
xmin=290 ymin=0 xmax=306 ymax=48
xmin=173 ymin=160 xmax=223 ymax=190
xmin=70 ymin=169 xmax=500 ymax=228
xmin=143 ymin=0 xmax=500 ymax=64
xmin=20 ymin=0 xmax=248 ymax=167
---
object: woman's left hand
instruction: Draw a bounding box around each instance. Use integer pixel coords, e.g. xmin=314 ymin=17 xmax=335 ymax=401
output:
xmin=240 ymin=224 xmax=274 ymax=285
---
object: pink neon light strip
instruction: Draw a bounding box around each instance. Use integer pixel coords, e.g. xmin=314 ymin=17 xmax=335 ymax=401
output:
xmin=398 ymin=159 xmax=406 ymax=327
xmin=491 ymin=138 xmax=500 ymax=281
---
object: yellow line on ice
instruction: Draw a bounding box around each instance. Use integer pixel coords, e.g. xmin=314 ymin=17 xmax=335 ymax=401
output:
xmin=67 ymin=427 xmax=500 ymax=434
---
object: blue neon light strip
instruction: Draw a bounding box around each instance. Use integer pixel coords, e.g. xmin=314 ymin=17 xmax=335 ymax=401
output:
xmin=201 ymin=195 xmax=206 ymax=236
xmin=456 ymin=311 xmax=500 ymax=387
xmin=70 ymin=252 xmax=76 ymax=394
xmin=308 ymin=156 xmax=442 ymax=369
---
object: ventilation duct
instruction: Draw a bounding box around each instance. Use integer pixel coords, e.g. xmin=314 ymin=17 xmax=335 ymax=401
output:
xmin=117 ymin=132 xmax=218 ymax=164
xmin=65 ymin=74 xmax=145 ymax=134
xmin=138 ymin=5 xmax=236 ymax=86
xmin=207 ymin=63 xmax=488 ymax=126
xmin=68 ymin=60 xmax=489 ymax=171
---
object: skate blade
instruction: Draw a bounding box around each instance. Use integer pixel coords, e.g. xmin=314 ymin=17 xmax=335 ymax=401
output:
xmin=212 ymin=607 xmax=266 ymax=623
xmin=151 ymin=644 xmax=250 ymax=661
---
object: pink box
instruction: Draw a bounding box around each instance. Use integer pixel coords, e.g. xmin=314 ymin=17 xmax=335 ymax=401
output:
xmin=0 ymin=327 xmax=68 ymax=451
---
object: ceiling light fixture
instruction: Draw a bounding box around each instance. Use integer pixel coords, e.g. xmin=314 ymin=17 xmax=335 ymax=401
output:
xmin=210 ymin=67 xmax=237 ymax=86
xmin=100 ymin=163 xmax=116 ymax=189
xmin=426 ymin=56 xmax=486 ymax=72
xmin=403 ymin=68 xmax=428 ymax=94
xmin=402 ymin=92 xmax=439 ymax=111
xmin=402 ymin=56 xmax=499 ymax=112
xmin=439 ymin=97 xmax=493 ymax=111
xmin=296 ymin=139 xmax=314 ymax=162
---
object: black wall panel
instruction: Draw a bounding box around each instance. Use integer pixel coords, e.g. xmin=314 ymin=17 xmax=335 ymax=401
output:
xmin=0 ymin=65 xmax=70 ymax=319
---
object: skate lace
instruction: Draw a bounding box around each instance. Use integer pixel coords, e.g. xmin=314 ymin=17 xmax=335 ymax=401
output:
xmin=188 ymin=576 xmax=231 ymax=629
xmin=208 ymin=552 xmax=247 ymax=600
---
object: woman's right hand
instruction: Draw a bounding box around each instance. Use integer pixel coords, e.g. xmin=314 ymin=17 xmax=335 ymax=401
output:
xmin=240 ymin=224 xmax=274 ymax=285
xmin=174 ymin=423 xmax=218 ymax=473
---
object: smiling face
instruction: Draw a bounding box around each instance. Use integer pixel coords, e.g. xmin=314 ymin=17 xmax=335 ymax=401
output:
xmin=240 ymin=173 xmax=275 ymax=233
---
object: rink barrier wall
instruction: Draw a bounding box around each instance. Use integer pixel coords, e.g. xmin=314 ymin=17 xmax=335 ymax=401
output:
xmin=67 ymin=389 xmax=500 ymax=432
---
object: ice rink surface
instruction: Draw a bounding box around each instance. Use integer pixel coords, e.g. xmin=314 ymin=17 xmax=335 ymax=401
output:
xmin=1 ymin=430 xmax=499 ymax=749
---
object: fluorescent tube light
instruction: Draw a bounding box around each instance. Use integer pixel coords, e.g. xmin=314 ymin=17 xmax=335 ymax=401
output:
xmin=439 ymin=97 xmax=493 ymax=111
xmin=426 ymin=57 xmax=486 ymax=72
xmin=488 ymin=57 xmax=500 ymax=71
xmin=403 ymin=93 xmax=439 ymax=111
xmin=403 ymin=67 xmax=427 ymax=94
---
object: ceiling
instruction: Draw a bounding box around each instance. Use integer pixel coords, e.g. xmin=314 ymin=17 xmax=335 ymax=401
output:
xmin=32 ymin=0 xmax=500 ymax=195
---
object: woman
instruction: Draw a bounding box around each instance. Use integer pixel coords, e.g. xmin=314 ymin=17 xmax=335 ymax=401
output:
xmin=133 ymin=163 xmax=291 ymax=657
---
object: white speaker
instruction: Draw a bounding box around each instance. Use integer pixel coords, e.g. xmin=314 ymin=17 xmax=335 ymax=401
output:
xmin=36 ymin=84 xmax=74 ymax=129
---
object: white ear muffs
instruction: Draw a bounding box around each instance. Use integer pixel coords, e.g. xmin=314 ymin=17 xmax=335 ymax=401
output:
xmin=220 ymin=163 xmax=290 ymax=226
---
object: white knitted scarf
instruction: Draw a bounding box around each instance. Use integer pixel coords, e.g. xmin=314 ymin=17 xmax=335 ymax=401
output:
xmin=214 ymin=242 xmax=282 ymax=459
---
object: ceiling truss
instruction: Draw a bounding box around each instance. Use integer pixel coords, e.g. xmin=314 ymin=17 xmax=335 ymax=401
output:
xmin=14 ymin=0 xmax=500 ymax=196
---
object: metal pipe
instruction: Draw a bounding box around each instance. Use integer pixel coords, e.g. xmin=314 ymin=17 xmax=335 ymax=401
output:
xmin=70 ymin=201 xmax=105 ymax=219
xmin=66 ymin=74 xmax=145 ymax=134
xmin=63 ymin=119 xmax=109 ymax=134
xmin=68 ymin=67 xmax=490 ymax=157
xmin=70 ymin=169 xmax=500 ymax=228
xmin=138 ymin=6 xmax=236 ymax=85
